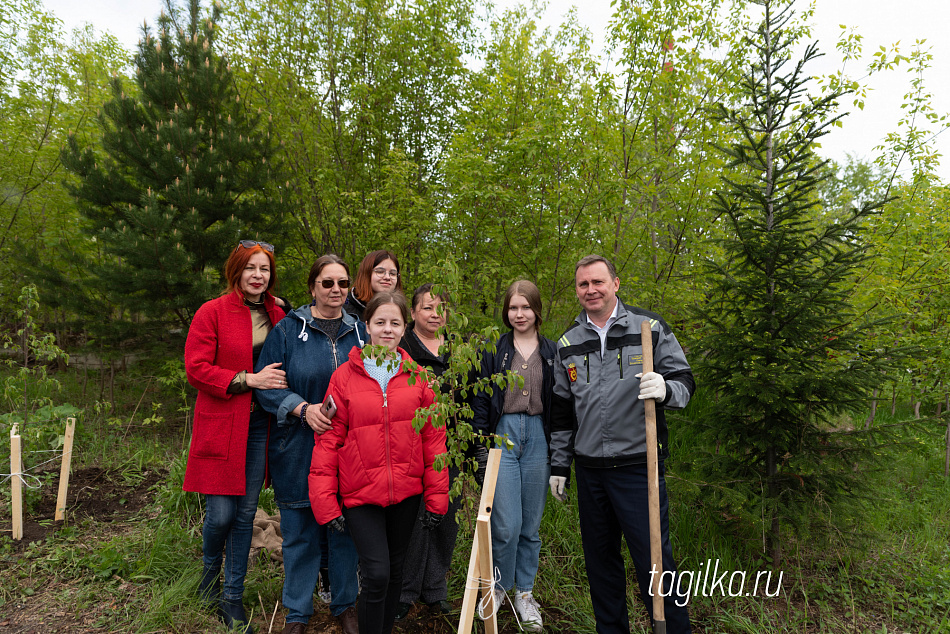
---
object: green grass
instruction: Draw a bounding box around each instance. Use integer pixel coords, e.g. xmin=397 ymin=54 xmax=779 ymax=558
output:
xmin=4 ymin=359 xmax=950 ymax=632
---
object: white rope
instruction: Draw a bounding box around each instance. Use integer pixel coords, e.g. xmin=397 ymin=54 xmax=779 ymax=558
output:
xmin=0 ymin=449 xmax=72 ymax=488
xmin=0 ymin=471 xmax=43 ymax=489
xmin=469 ymin=566 xmax=517 ymax=624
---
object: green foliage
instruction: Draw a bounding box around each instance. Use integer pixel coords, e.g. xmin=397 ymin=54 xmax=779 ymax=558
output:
xmin=691 ymin=0 xmax=904 ymax=566
xmin=0 ymin=0 xmax=128 ymax=318
xmin=60 ymin=0 xmax=276 ymax=330
xmin=0 ymin=285 xmax=76 ymax=511
xmin=405 ymin=256 xmax=523 ymax=501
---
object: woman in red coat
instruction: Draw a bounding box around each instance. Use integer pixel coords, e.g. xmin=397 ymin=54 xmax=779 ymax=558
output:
xmin=184 ymin=241 xmax=287 ymax=633
xmin=310 ymin=291 xmax=449 ymax=634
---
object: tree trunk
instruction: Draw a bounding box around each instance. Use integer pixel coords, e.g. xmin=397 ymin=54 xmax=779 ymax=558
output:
xmin=891 ymin=385 xmax=898 ymax=416
xmin=109 ymin=360 xmax=116 ymax=414
xmin=945 ymin=419 xmax=950 ymax=478
xmin=914 ymin=401 xmax=921 ymax=419
xmin=865 ymin=389 xmax=878 ymax=430
xmin=766 ymin=446 xmax=781 ymax=567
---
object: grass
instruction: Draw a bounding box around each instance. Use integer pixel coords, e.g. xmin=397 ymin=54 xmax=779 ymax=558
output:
xmin=3 ymin=359 xmax=950 ymax=632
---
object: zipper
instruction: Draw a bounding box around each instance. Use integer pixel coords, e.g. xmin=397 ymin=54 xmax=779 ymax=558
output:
xmin=585 ymin=353 xmax=590 ymax=383
xmin=618 ymin=351 xmax=624 ymax=379
xmin=331 ymin=340 xmax=339 ymax=369
xmin=382 ymin=390 xmax=393 ymax=503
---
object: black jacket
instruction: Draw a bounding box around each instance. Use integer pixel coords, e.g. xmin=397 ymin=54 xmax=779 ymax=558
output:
xmin=400 ymin=321 xmax=450 ymax=378
xmin=343 ymin=292 xmax=366 ymax=321
xmin=472 ymin=331 xmax=557 ymax=444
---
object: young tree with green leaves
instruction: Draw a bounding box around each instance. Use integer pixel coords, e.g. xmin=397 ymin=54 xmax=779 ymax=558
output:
xmin=693 ymin=0 xmax=900 ymax=567
xmin=61 ymin=0 xmax=275 ymax=330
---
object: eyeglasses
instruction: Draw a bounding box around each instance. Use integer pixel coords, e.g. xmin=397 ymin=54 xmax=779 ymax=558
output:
xmin=373 ymin=268 xmax=399 ymax=278
xmin=319 ymin=279 xmax=350 ymax=289
xmin=239 ymin=240 xmax=274 ymax=252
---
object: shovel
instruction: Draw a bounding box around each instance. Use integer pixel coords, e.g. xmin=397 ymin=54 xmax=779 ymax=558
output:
xmin=641 ymin=320 xmax=666 ymax=634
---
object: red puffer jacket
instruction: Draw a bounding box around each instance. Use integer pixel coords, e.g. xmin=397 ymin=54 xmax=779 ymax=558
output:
xmin=309 ymin=346 xmax=449 ymax=524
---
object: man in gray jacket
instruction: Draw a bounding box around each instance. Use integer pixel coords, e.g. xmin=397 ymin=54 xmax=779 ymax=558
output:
xmin=549 ymin=255 xmax=693 ymax=634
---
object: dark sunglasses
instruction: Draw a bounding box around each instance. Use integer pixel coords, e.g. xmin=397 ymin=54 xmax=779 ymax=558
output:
xmin=319 ymin=279 xmax=350 ymax=289
xmin=239 ymin=240 xmax=274 ymax=252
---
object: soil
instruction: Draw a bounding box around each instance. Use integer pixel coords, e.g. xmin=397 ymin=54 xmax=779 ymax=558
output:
xmin=3 ymin=466 xmax=166 ymax=547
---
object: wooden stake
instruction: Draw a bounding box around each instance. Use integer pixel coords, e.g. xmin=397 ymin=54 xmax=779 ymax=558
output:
xmin=55 ymin=417 xmax=77 ymax=521
xmin=458 ymin=447 xmax=501 ymax=634
xmin=10 ymin=424 xmax=23 ymax=540
xmin=642 ymin=320 xmax=666 ymax=634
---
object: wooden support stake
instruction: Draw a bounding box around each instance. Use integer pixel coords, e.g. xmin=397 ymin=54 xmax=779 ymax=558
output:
xmin=642 ymin=320 xmax=666 ymax=634
xmin=458 ymin=447 xmax=501 ymax=634
xmin=10 ymin=424 xmax=23 ymax=540
xmin=55 ymin=417 xmax=77 ymax=521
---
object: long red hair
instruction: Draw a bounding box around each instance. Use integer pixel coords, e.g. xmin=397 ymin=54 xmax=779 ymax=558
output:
xmin=223 ymin=243 xmax=277 ymax=296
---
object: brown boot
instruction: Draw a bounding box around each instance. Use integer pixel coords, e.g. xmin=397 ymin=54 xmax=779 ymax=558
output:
xmin=336 ymin=606 xmax=359 ymax=634
xmin=280 ymin=622 xmax=306 ymax=634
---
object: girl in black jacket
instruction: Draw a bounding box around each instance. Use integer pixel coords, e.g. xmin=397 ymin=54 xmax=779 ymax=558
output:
xmin=472 ymin=280 xmax=556 ymax=631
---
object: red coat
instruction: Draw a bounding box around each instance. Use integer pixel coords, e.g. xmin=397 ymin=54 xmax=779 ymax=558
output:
xmin=309 ymin=346 xmax=449 ymax=524
xmin=183 ymin=290 xmax=285 ymax=495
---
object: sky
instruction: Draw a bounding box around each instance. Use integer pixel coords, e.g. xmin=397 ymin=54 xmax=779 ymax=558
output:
xmin=42 ymin=0 xmax=949 ymax=182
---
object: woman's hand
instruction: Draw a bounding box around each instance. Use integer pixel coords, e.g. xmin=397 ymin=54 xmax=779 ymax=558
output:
xmin=304 ymin=402 xmax=334 ymax=435
xmin=246 ymin=362 xmax=286 ymax=390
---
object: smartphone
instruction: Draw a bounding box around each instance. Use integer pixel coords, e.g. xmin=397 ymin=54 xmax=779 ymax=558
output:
xmin=320 ymin=395 xmax=337 ymax=419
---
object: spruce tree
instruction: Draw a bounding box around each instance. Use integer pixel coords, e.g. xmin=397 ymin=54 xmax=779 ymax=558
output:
xmin=61 ymin=0 xmax=273 ymax=329
xmin=693 ymin=0 xmax=898 ymax=567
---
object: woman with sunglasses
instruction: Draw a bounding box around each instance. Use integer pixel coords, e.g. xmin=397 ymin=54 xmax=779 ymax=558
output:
xmin=255 ymin=255 xmax=364 ymax=634
xmin=344 ymin=249 xmax=402 ymax=321
xmin=184 ymin=240 xmax=288 ymax=633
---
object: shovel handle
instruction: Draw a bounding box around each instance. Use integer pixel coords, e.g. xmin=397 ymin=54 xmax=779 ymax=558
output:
xmin=642 ymin=320 xmax=666 ymax=631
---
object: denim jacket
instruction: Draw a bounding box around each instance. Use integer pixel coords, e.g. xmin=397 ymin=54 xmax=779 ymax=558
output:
xmin=255 ymin=305 xmax=366 ymax=508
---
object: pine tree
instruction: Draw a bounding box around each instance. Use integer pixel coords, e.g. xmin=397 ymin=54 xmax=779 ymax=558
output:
xmin=61 ymin=0 xmax=273 ymax=329
xmin=693 ymin=0 xmax=899 ymax=567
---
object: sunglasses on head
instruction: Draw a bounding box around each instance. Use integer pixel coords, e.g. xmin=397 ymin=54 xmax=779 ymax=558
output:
xmin=239 ymin=240 xmax=275 ymax=252
xmin=319 ymin=279 xmax=350 ymax=289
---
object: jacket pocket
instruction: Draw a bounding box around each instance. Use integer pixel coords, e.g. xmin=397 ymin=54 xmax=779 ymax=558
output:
xmin=192 ymin=411 xmax=233 ymax=460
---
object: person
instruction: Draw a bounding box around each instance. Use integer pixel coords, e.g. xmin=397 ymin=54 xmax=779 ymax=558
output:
xmin=395 ymin=284 xmax=458 ymax=619
xmin=183 ymin=240 xmax=288 ymax=633
xmin=471 ymin=280 xmax=557 ymax=631
xmin=549 ymin=255 xmax=695 ymax=634
xmin=344 ymin=249 xmax=402 ymax=320
xmin=254 ymin=255 xmax=363 ymax=634
xmin=310 ymin=291 xmax=449 ymax=634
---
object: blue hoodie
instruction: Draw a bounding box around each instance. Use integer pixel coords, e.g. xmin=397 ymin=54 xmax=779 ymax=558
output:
xmin=255 ymin=304 xmax=366 ymax=508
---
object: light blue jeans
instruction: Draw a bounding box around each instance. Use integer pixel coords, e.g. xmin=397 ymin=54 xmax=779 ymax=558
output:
xmin=202 ymin=409 xmax=268 ymax=601
xmin=490 ymin=412 xmax=549 ymax=593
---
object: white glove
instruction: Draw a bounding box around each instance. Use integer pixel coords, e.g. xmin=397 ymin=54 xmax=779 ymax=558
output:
xmin=637 ymin=371 xmax=666 ymax=402
xmin=549 ymin=475 xmax=567 ymax=502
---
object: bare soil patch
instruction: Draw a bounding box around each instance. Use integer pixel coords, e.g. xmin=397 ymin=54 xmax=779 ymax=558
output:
xmin=2 ymin=466 xmax=165 ymax=548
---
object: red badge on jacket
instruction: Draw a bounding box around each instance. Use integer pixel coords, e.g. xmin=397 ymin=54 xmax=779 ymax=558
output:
xmin=568 ymin=363 xmax=577 ymax=383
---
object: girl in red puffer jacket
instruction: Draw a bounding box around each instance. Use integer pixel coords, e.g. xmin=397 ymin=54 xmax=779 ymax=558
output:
xmin=310 ymin=291 xmax=448 ymax=634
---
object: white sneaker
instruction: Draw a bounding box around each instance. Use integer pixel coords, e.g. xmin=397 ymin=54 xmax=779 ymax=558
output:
xmin=476 ymin=585 xmax=505 ymax=619
xmin=513 ymin=591 xmax=543 ymax=631
xmin=317 ymin=569 xmax=331 ymax=604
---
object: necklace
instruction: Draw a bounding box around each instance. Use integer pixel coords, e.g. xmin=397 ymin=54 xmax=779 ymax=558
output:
xmin=513 ymin=336 xmax=537 ymax=370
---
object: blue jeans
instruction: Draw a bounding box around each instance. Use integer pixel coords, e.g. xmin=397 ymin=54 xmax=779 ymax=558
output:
xmin=491 ymin=412 xmax=549 ymax=593
xmin=202 ymin=409 xmax=267 ymax=601
xmin=279 ymin=506 xmax=360 ymax=622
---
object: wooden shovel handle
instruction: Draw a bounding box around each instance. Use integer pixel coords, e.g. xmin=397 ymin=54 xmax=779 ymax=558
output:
xmin=642 ymin=320 xmax=666 ymax=631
